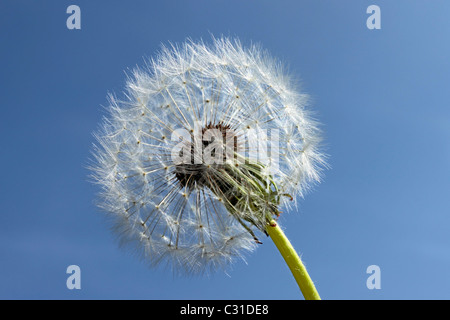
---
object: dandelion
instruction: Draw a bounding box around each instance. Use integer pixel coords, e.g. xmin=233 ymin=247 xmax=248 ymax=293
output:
xmin=89 ymin=37 xmax=326 ymax=299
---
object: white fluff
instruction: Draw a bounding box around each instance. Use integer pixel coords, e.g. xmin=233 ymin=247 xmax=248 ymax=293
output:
xmin=89 ymin=37 xmax=326 ymax=274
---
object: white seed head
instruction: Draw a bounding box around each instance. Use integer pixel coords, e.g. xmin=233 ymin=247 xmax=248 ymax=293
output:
xmin=89 ymin=37 xmax=326 ymax=274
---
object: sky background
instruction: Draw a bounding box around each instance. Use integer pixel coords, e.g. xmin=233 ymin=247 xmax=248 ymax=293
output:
xmin=1 ymin=0 xmax=449 ymax=300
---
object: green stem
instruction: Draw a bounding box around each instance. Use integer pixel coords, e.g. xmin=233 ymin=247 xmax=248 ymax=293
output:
xmin=266 ymin=220 xmax=321 ymax=300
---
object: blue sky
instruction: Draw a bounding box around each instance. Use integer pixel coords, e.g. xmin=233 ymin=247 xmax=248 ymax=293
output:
xmin=1 ymin=0 xmax=449 ymax=299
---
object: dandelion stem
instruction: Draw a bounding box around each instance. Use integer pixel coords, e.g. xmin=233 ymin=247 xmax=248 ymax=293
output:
xmin=266 ymin=220 xmax=321 ymax=300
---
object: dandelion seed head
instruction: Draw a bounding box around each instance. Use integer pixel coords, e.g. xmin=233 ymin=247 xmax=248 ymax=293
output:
xmin=89 ymin=36 xmax=326 ymax=274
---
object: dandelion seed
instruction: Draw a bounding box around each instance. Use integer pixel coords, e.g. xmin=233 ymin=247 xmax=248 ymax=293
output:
xmin=89 ymin=37 xmax=326 ymax=281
